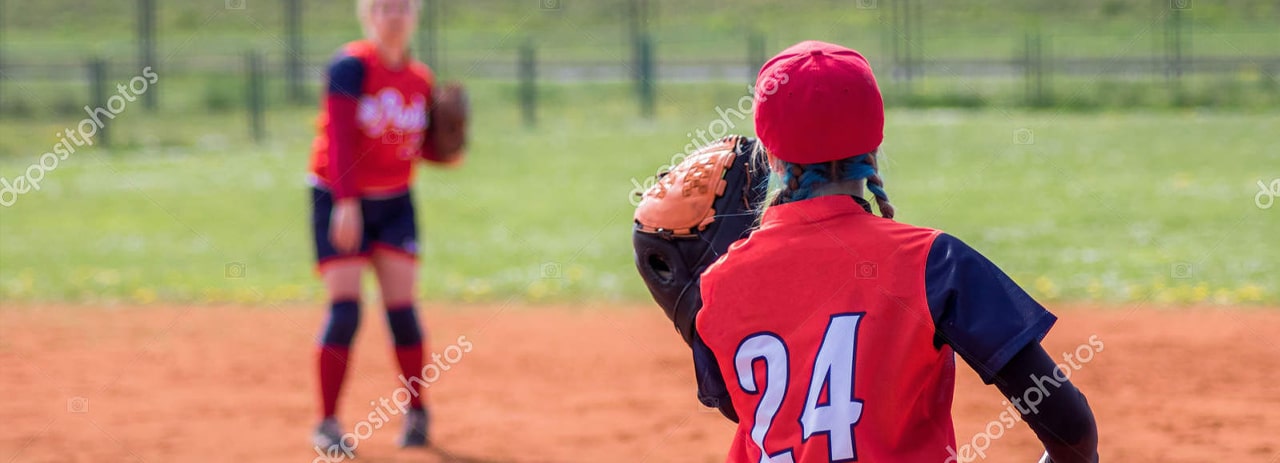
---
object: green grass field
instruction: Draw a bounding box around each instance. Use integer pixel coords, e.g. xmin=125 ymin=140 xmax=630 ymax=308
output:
xmin=1 ymin=81 xmax=1276 ymax=306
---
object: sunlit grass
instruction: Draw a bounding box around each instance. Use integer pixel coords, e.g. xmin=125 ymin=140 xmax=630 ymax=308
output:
xmin=0 ymin=82 xmax=1276 ymax=305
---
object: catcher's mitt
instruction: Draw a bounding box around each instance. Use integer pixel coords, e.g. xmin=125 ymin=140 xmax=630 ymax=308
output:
xmin=426 ymin=82 xmax=468 ymax=163
xmin=632 ymin=135 xmax=768 ymax=347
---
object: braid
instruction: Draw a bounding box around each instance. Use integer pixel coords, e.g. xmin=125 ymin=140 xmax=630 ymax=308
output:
xmin=773 ymin=162 xmax=803 ymax=205
xmin=860 ymin=152 xmax=895 ymax=219
xmin=773 ymin=152 xmax=895 ymax=219
xmin=774 ymin=162 xmax=822 ymax=205
xmin=793 ymin=162 xmax=832 ymax=202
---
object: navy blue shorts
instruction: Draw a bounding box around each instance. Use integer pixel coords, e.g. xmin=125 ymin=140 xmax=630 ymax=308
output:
xmin=311 ymin=187 xmax=418 ymax=267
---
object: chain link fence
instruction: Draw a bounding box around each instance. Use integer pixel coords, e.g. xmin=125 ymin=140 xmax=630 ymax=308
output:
xmin=1 ymin=0 xmax=1277 ymax=139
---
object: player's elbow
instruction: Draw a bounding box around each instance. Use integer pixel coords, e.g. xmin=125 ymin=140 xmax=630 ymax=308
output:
xmin=1039 ymin=390 xmax=1099 ymax=463
xmin=430 ymin=158 xmax=464 ymax=169
xmin=423 ymin=151 xmax=465 ymax=168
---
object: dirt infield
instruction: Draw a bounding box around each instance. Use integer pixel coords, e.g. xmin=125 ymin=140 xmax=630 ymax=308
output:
xmin=2 ymin=303 xmax=1278 ymax=462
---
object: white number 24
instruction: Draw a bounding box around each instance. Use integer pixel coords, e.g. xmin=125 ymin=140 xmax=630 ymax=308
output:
xmin=733 ymin=314 xmax=866 ymax=463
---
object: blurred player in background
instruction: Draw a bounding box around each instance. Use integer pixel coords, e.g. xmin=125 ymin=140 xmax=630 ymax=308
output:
xmin=307 ymin=0 xmax=459 ymax=451
xmin=689 ymin=41 xmax=1100 ymax=462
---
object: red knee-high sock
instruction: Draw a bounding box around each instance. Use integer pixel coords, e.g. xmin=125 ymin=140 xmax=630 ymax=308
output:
xmin=318 ymin=346 xmax=351 ymax=418
xmin=395 ymin=345 xmax=426 ymax=409
xmin=317 ymin=300 xmax=360 ymax=419
xmin=387 ymin=305 xmax=427 ymax=409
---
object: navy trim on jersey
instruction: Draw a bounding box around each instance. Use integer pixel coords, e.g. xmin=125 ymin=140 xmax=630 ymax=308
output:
xmin=693 ymin=332 xmax=739 ymax=422
xmin=328 ymin=55 xmax=365 ymax=98
xmin=846 ymin=195 xmax=873 ymax=213
xmin=925 ymin=233 xmax=1057 ymax=384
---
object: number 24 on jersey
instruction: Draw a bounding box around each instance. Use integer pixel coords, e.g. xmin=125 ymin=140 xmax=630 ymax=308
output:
xmin=733 ymin=313 xmax=866 ymax=463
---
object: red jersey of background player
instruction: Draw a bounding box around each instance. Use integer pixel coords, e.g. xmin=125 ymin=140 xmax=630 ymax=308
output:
xmin=696 ymin=195 xmax=1055 ymax=463
xmin=309 ymin=40 xmax=435 ymax=199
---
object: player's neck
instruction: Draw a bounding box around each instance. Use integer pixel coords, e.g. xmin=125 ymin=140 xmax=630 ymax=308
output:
xmin=811 ymin=181 xmax=865 ymax=199
xmin=372 ymin=40 xmax=409 ymax=69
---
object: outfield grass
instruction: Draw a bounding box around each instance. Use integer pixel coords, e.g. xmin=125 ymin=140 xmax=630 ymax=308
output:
xmin=0 ymin=81 xmax=1277 ymax=306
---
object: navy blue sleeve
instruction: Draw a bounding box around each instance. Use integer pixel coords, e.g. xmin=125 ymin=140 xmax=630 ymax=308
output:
xmin=692 ymin=333 xmax=738 ymax=422
xmin=925 ymin=233 xmax=1057 ymax=384
xmin=327 ymin=55 xmax=365 ymax=98
xmin=992 ymin=342 xmax=1099 ymax=459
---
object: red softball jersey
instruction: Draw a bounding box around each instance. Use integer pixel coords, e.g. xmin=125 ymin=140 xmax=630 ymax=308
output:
xmin=310 ymin=40 xmax=435 ymax=199
xmin=696 ymin=195 xmax=1055 ymax=463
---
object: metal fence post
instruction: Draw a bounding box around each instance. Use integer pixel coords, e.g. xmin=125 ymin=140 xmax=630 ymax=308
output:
xmin=1033 ymin=33 xmax=1043 ymax=105
xmin=908 ymin=0 xmax=923 ymax=80
xmin=637 ymin=34 xmax=655 ymax=119
xmin=420 ymin=0 xmax=440 ymax=69
xmin=1021 ymin=33 xmax=1030 ymax=105
xmin=285 ymin=0 xmax=305 ymax=104
xmin=137 ymin=0 xmax=157 ymax=111
xmin=1164 ymin=5 xmax=1190 ymax=91
xmin=629 ymin=0 xmax=651 ymax=88
xmin=891 ymin=0 xmax=902 ymax=80
xmin=88 ymin=58 xmax=109 ymax=148
xmin=247 ymin=51 xmax=265 ymax=143
xmin=1043 ymin=34 xmax=1053 ymax=105
xmin=518 ymin=39 xmax=537 ymax=128
xmin=748 ymin=31 xmax=766 ymax=82
xmin=1023 ymin=32 xmax=1046 ymax=106
xmin=0 ymin=0 xmax=6 ymax=117
xmin=889 ymin=0 xmax=917 ymax=95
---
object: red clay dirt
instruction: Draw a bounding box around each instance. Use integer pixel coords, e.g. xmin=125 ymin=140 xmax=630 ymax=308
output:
xmin=2 ymin=304 xmax=1278 ymax=462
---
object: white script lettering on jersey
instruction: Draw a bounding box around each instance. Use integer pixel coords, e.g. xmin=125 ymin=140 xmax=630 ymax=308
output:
xmin=357 ymin=88 xmax=428 ymax=138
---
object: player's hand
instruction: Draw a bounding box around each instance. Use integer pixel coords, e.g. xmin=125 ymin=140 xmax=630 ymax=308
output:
xmin=329 ymin=198 xmax=363 ymax=254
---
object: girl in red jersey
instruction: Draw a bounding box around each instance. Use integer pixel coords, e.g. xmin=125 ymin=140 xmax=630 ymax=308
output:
xmin=691 ymin=41 xmax=1100 ymax=463
xmin=308 ymin=0 xmax=457 ymax=452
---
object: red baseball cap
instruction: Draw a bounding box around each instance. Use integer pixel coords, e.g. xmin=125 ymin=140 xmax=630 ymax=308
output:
xmin=753 ymin=41 xmax=884 ymax=165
